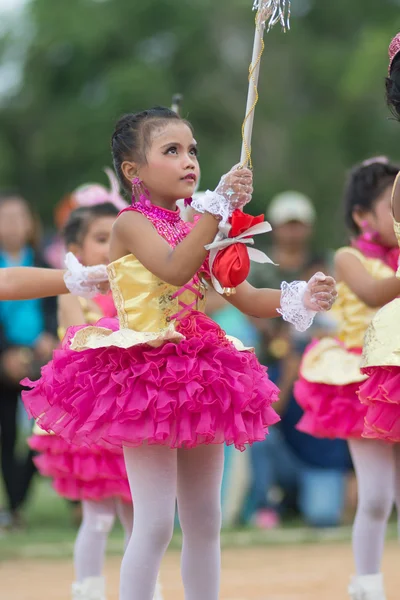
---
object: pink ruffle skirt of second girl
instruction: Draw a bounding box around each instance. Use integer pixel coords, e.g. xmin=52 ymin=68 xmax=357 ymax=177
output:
xmin=358 ymin=366 xmax=400 ymax=442
xmin=29 ymin=434 xmax=131 ymax=503
xmin=22 ymin=312 xmax=280 ymax=452
xmin=294 ymin=342 xmax=366 ymax=440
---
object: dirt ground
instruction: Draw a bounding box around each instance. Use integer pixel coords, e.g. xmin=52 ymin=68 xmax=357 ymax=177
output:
xmin=1 ymin=541 xmax=398 ymax=599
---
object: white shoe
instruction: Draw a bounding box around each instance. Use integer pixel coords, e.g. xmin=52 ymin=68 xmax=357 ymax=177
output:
xmin=153 ymin=577 xmax=164 ymax=600
xmin=71 ymin=577 xmax=106 ymax=600
xmin=348 ymin=574 xmax=387 ymax=600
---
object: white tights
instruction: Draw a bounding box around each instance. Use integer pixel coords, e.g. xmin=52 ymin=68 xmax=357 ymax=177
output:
xmin=120 ymin=444 xmax=224 ymax=600
xmin=349 ymin=439 xmax=400 ymax=575
xmin=74 ymin=498 xmax=133 ymax=582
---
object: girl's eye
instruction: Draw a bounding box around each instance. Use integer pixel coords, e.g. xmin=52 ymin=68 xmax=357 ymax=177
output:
xmin=190 ymin=147 xmax=198 ymax=157
xmin=165 ymin=146 xmax=177 ymax=155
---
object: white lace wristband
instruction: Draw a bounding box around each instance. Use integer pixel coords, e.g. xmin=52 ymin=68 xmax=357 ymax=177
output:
xmin=63 ymin=252 xmax=109 ymax=298
xmin=191 ymin=190 xmax=232 ymax=225
xmin=277 ymin=280 xmax=317 ymax=333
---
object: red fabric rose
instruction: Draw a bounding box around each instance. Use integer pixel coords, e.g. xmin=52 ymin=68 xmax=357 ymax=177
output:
xmin=212 ymin=210 xmax=264 ymax=289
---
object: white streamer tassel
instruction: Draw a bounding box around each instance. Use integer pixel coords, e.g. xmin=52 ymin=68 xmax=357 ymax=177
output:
xmin=252 ymin=0 xmax=291 ymax=31
xmin=205 ymin=221 xmax=276 ymax=294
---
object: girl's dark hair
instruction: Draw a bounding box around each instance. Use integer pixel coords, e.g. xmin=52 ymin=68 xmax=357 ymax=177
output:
xmin=111 ymin=106 xmax=193 ymax=192
xmin=63 ymin=202 xmax=118 ymax=246
xmin=0 ymin=191 xmax=41 ymax=250
xmin=344 ymin=160 xmax=399 ymax=235
xmin=386 ymin=54 xmax=400 ymax=119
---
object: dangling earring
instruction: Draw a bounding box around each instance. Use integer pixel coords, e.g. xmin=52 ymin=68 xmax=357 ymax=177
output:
xmin=360 ymin=219 xmax=379 ymax=242
xmin=131 ymin=176 xmax=150 ymax=206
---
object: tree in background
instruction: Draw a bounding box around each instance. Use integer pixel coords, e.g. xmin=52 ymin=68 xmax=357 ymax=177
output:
xmin=0 ymin=0 xmax=399 ymax=248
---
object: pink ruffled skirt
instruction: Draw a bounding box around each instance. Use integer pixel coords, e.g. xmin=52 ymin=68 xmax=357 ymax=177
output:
xmin=294 ymin=342 xmax=366 ymax=439
xmin=358 ymin=366 xmax=400 ymax=442
xmin=29 ymin=434 xmax=131 ymax=502
xmin=22 ymin=312 xmax=280 ymax=451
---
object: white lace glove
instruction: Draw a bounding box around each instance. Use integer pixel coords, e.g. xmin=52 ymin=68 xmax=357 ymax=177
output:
xmin=278 ymin=272 xmax=337 ymax=332
xmin=191 ymin=165 xmax=253 ymax=225
xmin=63 ymin=252 xmax=109 ymax=298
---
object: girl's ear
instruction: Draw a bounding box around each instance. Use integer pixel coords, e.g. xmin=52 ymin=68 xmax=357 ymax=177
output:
xmin=121 ymin=161 xmax=138 ymax=189
xmin=352 ymin=205 xmax=368 ymax=231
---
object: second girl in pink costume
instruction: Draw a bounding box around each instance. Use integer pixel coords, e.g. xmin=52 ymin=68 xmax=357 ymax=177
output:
xmin=294 ymin=158 xmax=400 ymax=600
xmin=22 ymin=107 xmax=336 ymax=600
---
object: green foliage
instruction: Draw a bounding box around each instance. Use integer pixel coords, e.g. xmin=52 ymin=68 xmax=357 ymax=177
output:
xmin=0 ymin=0 xmax=399 ymax=247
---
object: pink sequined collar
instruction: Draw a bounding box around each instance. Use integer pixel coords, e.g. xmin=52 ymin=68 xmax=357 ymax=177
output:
xmin=119 ymin=201 xmax=181 ymax=223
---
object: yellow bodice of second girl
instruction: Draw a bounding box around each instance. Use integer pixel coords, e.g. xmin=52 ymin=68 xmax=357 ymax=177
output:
xmin=70 ymin=254 xmax=208 ymax=352
xmin=57 ymin=296 xmax=105 ymax=340
xmin=332 ymin=247 xmax=395 ymax=348
xmin=362 ymin=218 xmax=400 ymax=368
xmin=300 ymin=246 xmax=395 ymax=386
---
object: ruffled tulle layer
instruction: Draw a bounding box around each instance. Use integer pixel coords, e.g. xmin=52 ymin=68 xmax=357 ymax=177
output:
xmin=358 ymin=366 xmax=400 ymax=442
xmin=294 ymin=377 xmax=366 ymax=439
xmin=29 ymin=434 xmax=131 ymax=502
xmin=23 ymin=313 xmax=280 ymax=451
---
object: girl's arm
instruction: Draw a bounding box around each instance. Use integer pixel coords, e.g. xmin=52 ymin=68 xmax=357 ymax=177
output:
xmin=112 ymin=211 xmax=220 ymax=287
xmin=335 ymin=251 xmax=400 ymax=308
xmin=222 ymin=275 xmax=336 ymax=320
xmin=0 ymin=255 xmax=109 ymax=301
xmin=0 ymin=268 xmax=69 ymax=301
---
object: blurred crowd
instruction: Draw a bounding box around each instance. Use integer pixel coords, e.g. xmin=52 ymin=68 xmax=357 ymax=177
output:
xmin=0 ymin=184 xmax=355 ymax=532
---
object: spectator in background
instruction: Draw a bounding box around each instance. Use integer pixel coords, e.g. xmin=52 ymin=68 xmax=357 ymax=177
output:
xmin=0 ymin=192 xmax=58 ymax=529
xmin=245 ymin=191 xmax=351 ymax=529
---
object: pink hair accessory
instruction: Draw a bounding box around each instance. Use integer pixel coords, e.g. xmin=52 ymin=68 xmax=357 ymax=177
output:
xmin=389 ymin=32 xmax=400 ymax=74
xmin=74 ymin=168 xmax=128 ymax=211
xmin=184 ymin=197 xmax=193 ymax=207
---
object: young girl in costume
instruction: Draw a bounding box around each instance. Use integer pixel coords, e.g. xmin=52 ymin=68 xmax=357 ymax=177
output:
xmin=353 ymin=32 xmax=400 ymax=600
xmin=29 ymin=203 xmax=163 ymax=600
xmin=294 ymin=157 xmax=400 ymax=600
xmin=22 ymin=107 xmax=336 ymax=600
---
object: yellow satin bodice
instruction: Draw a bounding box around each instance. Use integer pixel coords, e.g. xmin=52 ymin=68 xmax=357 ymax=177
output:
xmin=332 ymin=247 xmax=395 ymax=348
xmin=107 ymin=254 xmax=207 ymax=333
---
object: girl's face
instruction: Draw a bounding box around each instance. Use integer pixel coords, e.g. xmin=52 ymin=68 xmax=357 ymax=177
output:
xmin=354 ymin=184 xmax=398 ymax=247
xmin=0 ymin=197 xmax=34 ymax=253
xmin=123 ymin=121 xmax=200 ymax=208
xmin=72 ymin=216 xmax=115 ymax=266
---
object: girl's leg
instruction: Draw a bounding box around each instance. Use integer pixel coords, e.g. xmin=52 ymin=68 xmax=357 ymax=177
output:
xmin=177 ymin=444 xmax=224 ymax=600
xmin=73 ymin=498 xmax=116 ymax=581
xmin=348 ymin=439 xmax=394 ymax=575
xmin=120 ymin=445 xmax=177 ymax=600
xmin=115 ymin=499 xmax=134 ymax=549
